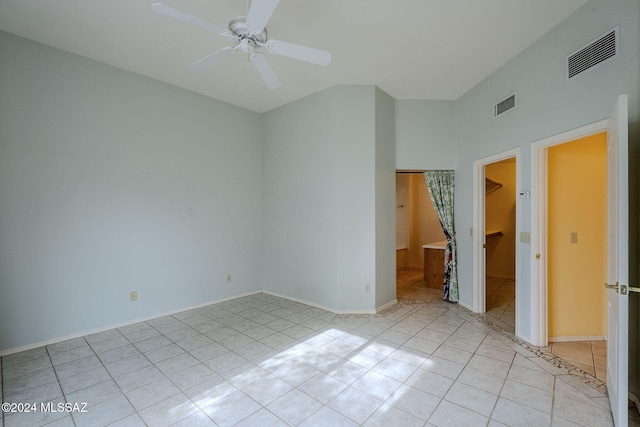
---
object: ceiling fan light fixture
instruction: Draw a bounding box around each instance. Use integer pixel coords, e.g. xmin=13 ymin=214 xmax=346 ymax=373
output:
xmin=239 ymin=38 xmax=256 ymax=54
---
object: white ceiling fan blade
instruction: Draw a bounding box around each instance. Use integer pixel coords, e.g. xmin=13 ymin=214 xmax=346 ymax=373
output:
xmin=266 ymin=40 xmax=331 ymax=66
xmin=252 ymin=53 xmax=281 ymax=89
xmin=187 ymin=47 xmax=235 ymax=71
xmin=151 ymin=3 xmax=230 ymax=37
xmin=246 ymin=0 xmax=280 ymax=34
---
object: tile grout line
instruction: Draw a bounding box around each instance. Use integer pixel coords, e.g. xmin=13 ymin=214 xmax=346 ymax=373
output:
xmin=111 ymin=321 xmax=169 ymax=426
xmin=589 ymin=340 xmax=597 ymax=380
xmin=45 ymin=340 xmax=78 ymax=426
xmin=151 ymin=313 xmax=236 ymax=426
xmin=486 ymin=342 xmax=518 ymax=424
xmin=550 ymin=375 xmax=558 ymax=425
xmin=76 ymin=333 xmax=137 ymax=426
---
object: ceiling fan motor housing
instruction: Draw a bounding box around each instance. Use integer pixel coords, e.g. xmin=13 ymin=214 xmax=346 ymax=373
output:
xmin=229 ymin=16 xmax=267 ymax=44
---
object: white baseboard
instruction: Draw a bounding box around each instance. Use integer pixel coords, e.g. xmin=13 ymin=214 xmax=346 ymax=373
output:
xmin=0 ymin=291 xmax=261 ymax=357
xmin=376 ymin=299 xmax=398 ymax=313
xmin=548 ymin=336 xmax=606 ymax=343
xmin=262 ymin=290 xmax=387 ymax=315
xmin=261 ymin=290 xmax=340 ymax=313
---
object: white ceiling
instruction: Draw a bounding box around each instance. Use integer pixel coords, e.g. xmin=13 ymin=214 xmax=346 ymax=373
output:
xmin=0 ymin=0 xmax=588 ymax=113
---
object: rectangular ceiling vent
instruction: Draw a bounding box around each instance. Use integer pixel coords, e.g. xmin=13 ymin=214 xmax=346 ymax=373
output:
xmin=567 ymin=26 xmax=619 ymax=80
xmin=494 ymin=94 xmax=516 ymax=118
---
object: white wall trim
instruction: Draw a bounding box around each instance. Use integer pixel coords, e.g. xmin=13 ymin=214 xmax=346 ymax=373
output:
xmin=548 ymin=336 xmax=606 ymax=342
xmin=0 ymin=291 xmax=262 ymax=357
xmin=335 ymin=309 xmax=377 ymax=314
xmin=262 ymin=290 xmax=390 ymax=315
xmin=530 ymin=119 xmax=608 ymax=347
xmin=262 ymin=290 xmax=342 ymax=313
xmin=472 ymin=148 xmax=520 ymax=338
xmin=376 ymin=299 xmax=398 ymax=313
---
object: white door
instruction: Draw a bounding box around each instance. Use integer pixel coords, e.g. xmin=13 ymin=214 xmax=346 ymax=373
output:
xmin=606 ymin=94 xmax=629 ymax=427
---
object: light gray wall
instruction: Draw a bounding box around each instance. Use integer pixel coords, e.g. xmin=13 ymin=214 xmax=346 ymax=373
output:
xmin=375 ymin=87 xmax=397 ymax=308
xmin=261 ymin=87 xmax=340 ymax=309
xmin=262 ymin=85 xmax=394 ymax=312
xmin=0 ymin=31 xmax=263 ymax=352
xmin=452 ymin=0 xmax=639 ymax=343
xmin=395 ymin=100 xmax=456 ymax=170
xmin=333 ymin=86 xmax=377 ymax=312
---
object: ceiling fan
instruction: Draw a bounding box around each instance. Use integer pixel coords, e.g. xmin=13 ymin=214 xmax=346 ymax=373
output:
xmin=151 ymin=0 xmax=332 ymax=89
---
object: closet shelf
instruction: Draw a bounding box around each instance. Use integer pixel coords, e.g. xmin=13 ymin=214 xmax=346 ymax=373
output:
xmin=486 ymin=230 xmax=503 ymax=238
xmin=485 ymin=176 xmax=503 ymax=190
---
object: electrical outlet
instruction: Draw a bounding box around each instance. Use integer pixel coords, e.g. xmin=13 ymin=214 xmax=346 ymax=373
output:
xmin=227 ymin=275 xmax=232 ymax=283
xmin=364 ymin=284 xmax=371 ymax=292
xmin=130 ymin=291 xmax=137 ymax=302
xmin=570 ymin=232 xmax=578 ymax=244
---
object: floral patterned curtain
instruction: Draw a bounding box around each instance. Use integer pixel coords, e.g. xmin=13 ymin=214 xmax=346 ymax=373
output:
xmin=423 ymin=171 xmax=458 ymax=302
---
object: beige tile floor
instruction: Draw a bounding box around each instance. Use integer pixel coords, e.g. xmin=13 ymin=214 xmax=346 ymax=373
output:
xmin=485 ymin=277 xmax=516 ymax=329
xmin=398 ymin=271 xmax=640 ymax=426
xmin=1 ymin=290 xmax=622 ymax=427
xmin=486 ymin=277 xmax=607 ymax=382
xmin=396 ymin=268 xmax=444 ymax=303
xmin=547 ymin=340 xmax=607 ymax=382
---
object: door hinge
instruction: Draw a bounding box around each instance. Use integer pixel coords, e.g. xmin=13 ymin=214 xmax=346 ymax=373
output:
xmin=536 ymin=253 xmax=541 ymax=260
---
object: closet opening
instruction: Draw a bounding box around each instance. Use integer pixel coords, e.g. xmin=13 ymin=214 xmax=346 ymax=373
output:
xmin=484 ymin=158 xmax=517 ymax=329
xmin=395 ymin=171 xmax=445 ymax=302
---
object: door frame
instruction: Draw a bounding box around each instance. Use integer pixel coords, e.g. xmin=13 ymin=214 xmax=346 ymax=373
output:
xmin=472 ymin=148 xmax=521 ymax=331
xmin=530 ymin=119 xmax=608 ymax=346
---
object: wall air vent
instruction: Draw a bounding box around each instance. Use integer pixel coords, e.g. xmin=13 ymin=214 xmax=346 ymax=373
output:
xmin=494 ymin=94 xmax=516 ymax=118
xmin=567 ymin=26 xmax=619 ymax=80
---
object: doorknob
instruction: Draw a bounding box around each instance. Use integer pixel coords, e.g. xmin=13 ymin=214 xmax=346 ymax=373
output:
xmin=605 ymin=283 xmax=640 ymax=295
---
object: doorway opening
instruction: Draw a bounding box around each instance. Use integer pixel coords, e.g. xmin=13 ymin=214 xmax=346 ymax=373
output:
xmin=529 ymin=96 xmax=628 ymax=422
xmin=472 ymin=148 xmax=521 ymax=334
xmin=484 ymin=157 xmax=517 ymax=330
xmin=537 ymin=132 xmax=608 ymax=381
xmin=395 ymin=171 xmax=445 ymax=302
